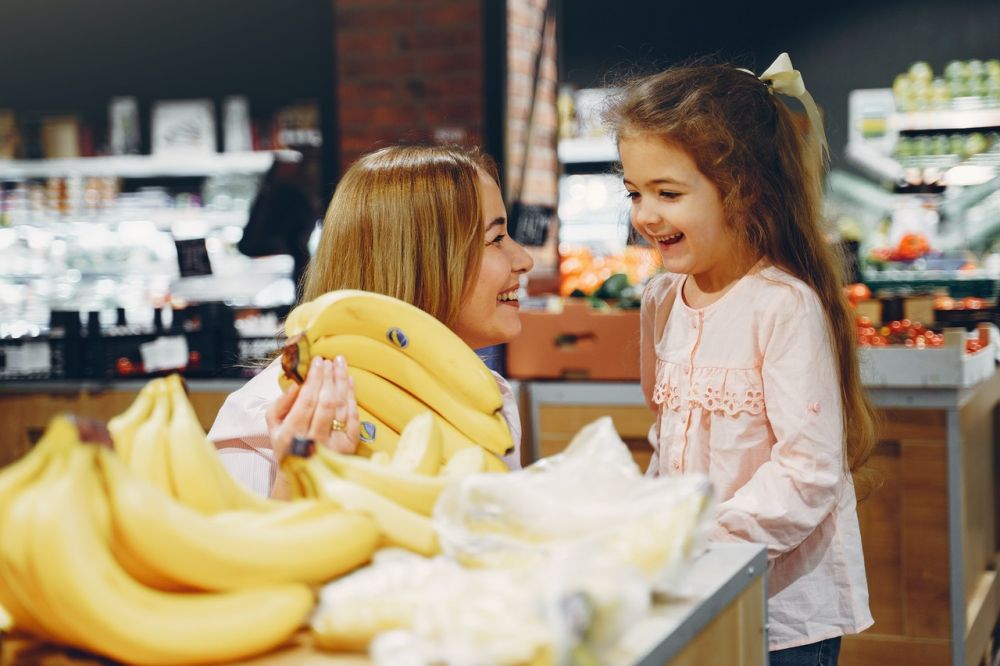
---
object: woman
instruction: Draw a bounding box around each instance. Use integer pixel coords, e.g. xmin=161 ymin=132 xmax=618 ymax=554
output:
xmin=208 ymin=145 xmax=534 ymax=498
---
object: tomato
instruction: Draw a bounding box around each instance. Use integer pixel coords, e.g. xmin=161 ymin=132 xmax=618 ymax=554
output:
xmin=934 ymin=296 xmax=956 ymax=310
xmin=895 ymin=233 xmax=931 ymax=261
xmin=845 ymin=283 xmax=872 ymax=305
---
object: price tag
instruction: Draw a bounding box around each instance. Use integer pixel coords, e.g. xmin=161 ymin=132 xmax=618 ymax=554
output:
xmin=510 ymin=203 xmax=553 ymax=247
xmin=139 ymin=336 xmax=189 ymax=373
xmin=175 ymin=238 xmax=213 ymax=277
xmin=5 ymin=342 xmax=51 ymax=374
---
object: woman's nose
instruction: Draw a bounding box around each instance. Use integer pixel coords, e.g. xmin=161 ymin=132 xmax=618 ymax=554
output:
xmin=508 ymin=238 xmax=534 ymax=274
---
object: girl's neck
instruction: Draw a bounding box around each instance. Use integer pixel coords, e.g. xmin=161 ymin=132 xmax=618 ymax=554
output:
xmin=683 ymin=254 xmax=763 ymax=309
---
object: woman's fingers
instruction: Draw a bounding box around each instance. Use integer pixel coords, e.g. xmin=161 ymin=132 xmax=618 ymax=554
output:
xmin=308 ymin=358 xmax=340 ymax=441
xmin=265 ymin=381 xmax=300 ymax=431
xmin=328 ymin=374 xmax=361 ymax=454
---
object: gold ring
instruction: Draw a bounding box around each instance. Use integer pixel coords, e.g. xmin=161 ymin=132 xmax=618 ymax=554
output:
xmin=331 ymin=418 xmax=346 ymax=433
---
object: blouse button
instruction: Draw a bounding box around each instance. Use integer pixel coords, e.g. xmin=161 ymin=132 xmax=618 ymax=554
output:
xmin=671 ymin=460 xmax=681 ymax=471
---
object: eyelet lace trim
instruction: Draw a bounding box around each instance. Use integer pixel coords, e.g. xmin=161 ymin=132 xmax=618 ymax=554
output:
xmin=652 ymin=359 xmax=764 ymax=416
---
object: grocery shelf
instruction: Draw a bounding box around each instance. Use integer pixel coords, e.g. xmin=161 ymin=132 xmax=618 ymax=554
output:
xmin=891 ymin=107 xmax=1000 ymax=132
xmin=558 ymin=136 xmax=618 ymax=163
xmin=0 ymin=150 xmax=300 ymax=180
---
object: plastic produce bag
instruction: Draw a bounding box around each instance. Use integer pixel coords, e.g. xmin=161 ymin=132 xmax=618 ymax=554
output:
xmin=433 ymin=417 xmax=712 ymax=593
xmin=313 ymin=548 xmax=651 ymax=666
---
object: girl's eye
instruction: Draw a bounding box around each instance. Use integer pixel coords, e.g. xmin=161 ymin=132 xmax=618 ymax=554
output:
xmin=488 ymin=234 xmax=505 ymax=246
xmin=625 ymin=191 xmax=639 ymax=202
xmin=659 ymin=191 xmax=680 ymax=200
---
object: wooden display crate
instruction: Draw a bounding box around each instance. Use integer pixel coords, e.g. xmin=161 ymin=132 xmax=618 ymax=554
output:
xmin=506 ymin=300 xmax=641 ymax=381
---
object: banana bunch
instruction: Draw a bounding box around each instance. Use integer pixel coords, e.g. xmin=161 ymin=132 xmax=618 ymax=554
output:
xmin=282 ymin=411 xmax=489 ymax=558
xmin=279 ymin=289 xmax=513 ymax=465
xmin=108 ymin=374 xmax=279 ymax=513
xmin=0 ymin=415 xmax=372 ymax=664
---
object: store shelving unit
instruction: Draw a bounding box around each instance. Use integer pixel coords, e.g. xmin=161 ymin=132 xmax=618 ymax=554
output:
xmin=557 ymin=135 xmax=617 ymax=164
xmin=0 ymin=150 xmax=299 ymax=180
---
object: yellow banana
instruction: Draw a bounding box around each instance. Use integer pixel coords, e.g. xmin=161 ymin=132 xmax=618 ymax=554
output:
xmin=357 ymin=404 xmax=400 ymax=454
xmin=163 ymin=373 xmax=232 ymax=513
xmin=348 ymin=366 xmax=511 ymax=458
xmin=283 ymin=290 xmax=346 ymax=338
xmin=106 ymin=381 xmax=156 ymax=462
xmin=391 ymin=411 xmax=442 ymax=475
xmin=98 ymin=449 xmax=377 ymax=591
xmin=308 ymin=334 xmax=510 ymax=454
xmin=160 ymin=373 xmax=283 ymax=513
xmin=282 ymin=289 xmax=501 ymax=414
xmin=127 ymin=378 xmax=175 ymax=494
xmin=0 ymin=435 xmax=77 ymax=643
xmin=316 ymin=446 xmax=449 ymax=516
xmin=284 ymin=454 xmax=439 ymax=557
xmin=441 ymin=445 xmax=488 ymax=476
xmin=0 ymin=415 xmax=79 ymax=638
xmin=211 ymin=498 xmax=337 ymax=528
xmin=27 ymin=446 xmax=315 ymax=665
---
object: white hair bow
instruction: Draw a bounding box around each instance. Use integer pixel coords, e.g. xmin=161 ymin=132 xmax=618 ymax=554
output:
xmin=755 ymin=53 xmax=829 ymax=160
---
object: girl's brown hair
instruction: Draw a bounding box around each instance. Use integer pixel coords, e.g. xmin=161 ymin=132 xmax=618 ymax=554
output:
xmin=302 ymin=144 xmax=500 ymax=328
xmin=605 ymin=59 xmax=878 ymax=496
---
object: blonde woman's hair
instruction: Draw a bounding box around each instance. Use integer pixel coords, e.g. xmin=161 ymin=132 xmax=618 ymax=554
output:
xmin=302 ymin=145 xmax=500 ymax=328
xmin=604 ymin=59 xmax=879 ymax=497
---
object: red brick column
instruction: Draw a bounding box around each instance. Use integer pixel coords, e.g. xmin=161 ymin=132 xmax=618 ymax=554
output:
xmin=334 ymin=0 xmax=485 ymax=172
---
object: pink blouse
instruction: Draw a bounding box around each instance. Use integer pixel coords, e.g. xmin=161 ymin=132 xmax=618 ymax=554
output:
xmin=641 ymin=265 xmax=872 ymax=651
xmin=207 ymin=358 xmax=523 ymax=498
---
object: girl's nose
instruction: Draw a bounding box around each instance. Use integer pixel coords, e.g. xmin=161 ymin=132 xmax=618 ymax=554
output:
xmin=633 ymin=200 xmax=660 ymax=229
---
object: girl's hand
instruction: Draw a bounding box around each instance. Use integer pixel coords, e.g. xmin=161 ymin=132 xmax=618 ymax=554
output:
xmin=265 ymin=355 xmax=360 ymax=465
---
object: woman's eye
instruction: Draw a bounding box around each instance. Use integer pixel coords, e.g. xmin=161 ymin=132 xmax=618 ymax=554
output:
xmin=488 ymin=234 xmax=505 ymax=246
xmin=625 ymin=191 xmax=639 ymax=201
xmin=660 ymin=191 xmax=680 ymax=200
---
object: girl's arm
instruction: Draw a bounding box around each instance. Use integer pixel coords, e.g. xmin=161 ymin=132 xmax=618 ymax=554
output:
xmin=712 ymin=288 xmax=846 ymax=560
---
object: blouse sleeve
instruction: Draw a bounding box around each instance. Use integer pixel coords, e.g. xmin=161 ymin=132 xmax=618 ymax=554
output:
xmin=640 ymin=273 xmax=678 ymax=412
xmin=207 ymin=359 xmax=282 ymax=497
xmin=712 ymin=286 xmax=848 ymax=560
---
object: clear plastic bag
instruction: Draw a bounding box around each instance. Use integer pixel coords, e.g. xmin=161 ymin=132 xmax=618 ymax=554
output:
xmin=313 ymin=417 xmax=712 ymax=665
xmin=314 ymin=548 xmax=651 ymax=666
xmin=433 ymin=417 xmax=712 ymax=593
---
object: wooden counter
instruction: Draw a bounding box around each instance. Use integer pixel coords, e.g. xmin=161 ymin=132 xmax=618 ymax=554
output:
xmin=0 ymin=543 xmax=767 ymax=666
xmin=0 ymin=380 xmax=240 ymax=467
xmin=522 ymin=374 xmax=1000 ymax=666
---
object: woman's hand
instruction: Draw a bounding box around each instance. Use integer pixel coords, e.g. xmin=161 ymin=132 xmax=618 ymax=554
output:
xmin=266 ymin=354 xmax=360 ymax=466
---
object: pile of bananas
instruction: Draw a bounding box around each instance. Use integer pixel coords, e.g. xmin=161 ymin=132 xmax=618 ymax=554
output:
xmin=0 ymin=414 xmax=383 ymax=664
xmin=282 ymin=411 xmax=490 ymax=559
xmin=280 ymin=289 xmax=513 ymax=468
xmin=107 ymin=373 xmax=279 ymax=514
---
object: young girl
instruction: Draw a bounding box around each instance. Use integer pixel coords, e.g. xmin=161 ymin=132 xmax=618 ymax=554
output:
xmin=605 ymin=54 xmax=877 ymax=664
xmin=208 ymin=145 xmax=534 ymax=498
